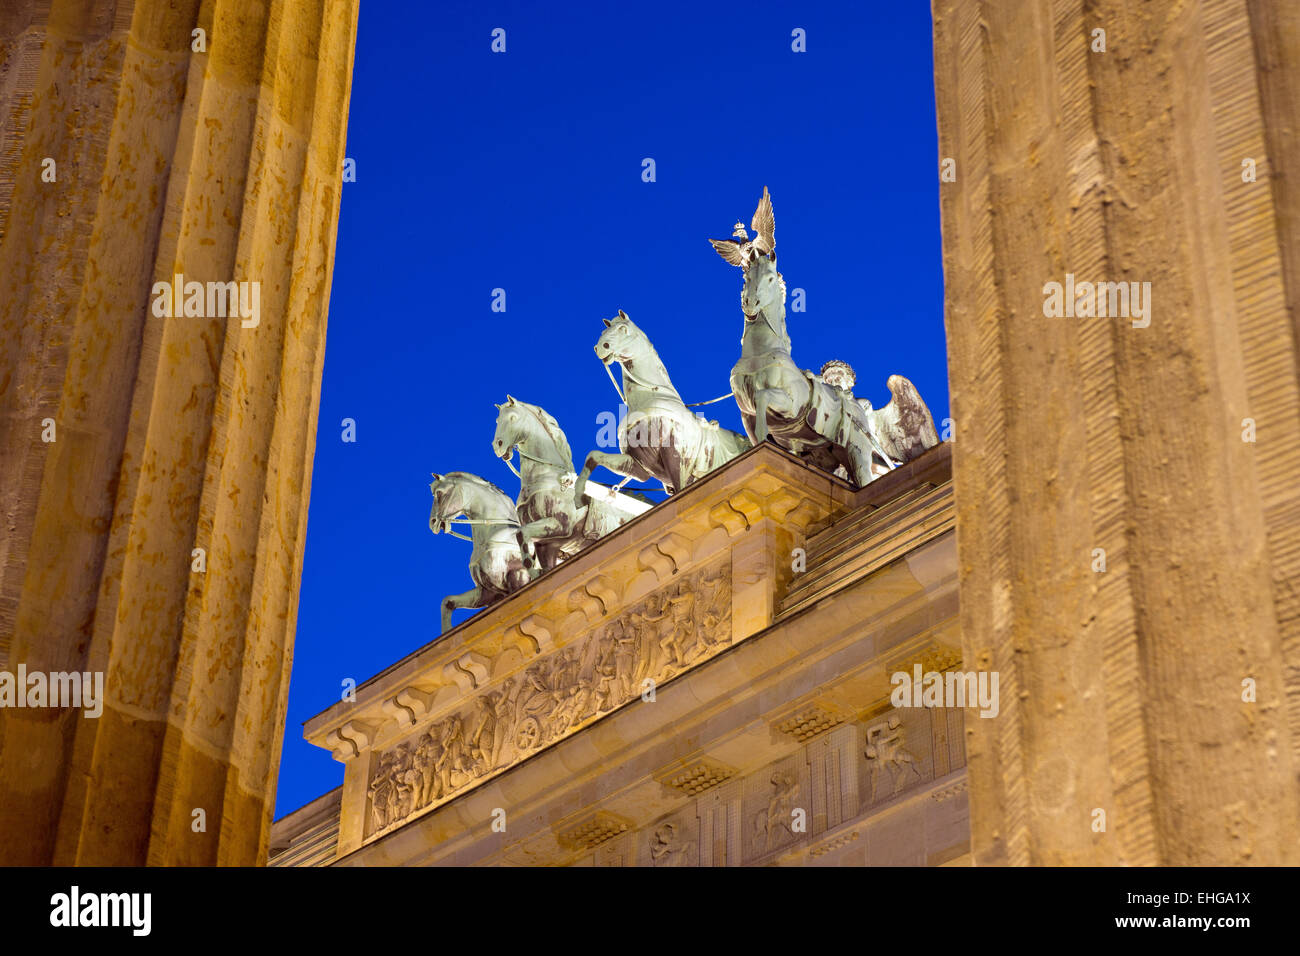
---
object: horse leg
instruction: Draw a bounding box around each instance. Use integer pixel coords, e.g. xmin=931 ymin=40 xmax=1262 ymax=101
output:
xmin=514 ymin=528 xmax=541 ymax=575
xmin=737 ymin=411 xmax=759 ymax=446
xmin=569 ymin=504 xmax=589 ymax=549
xmin=845 ymin=440 xmax=877 ymax=487
xmin=663 ymin=424 xmax=691 ymax=492
xmin=442 ymin=586 xmax=487 ymax=633
xmin=754 ymin=387 xmax=787 ymax=444
xmin=507 ymin=564 xmax=533 ymax=590
xmin=522 ymin=539 xmax=541 ymax=579
xmin=753 ymin=388 xmax=770 ymax=443
xmin=486 ymin=549 xmax=533 ymax=594
xmin=520 ymin=515 xmax=565 ymax=569
xmin=575 ymin=449 xmax=654 ymax=507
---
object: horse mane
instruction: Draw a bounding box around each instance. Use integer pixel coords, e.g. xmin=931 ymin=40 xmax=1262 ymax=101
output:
xmin=771 ymin=272 xmax=789 ymax=345
xmin=443 ymin=471 xmax=510 ymax=501
xmin=517 ymin=401 xmax=573 ymax=466
xmin=742 ymin=261 xmax=792 ymax=351
xmin=616 ymin=322 xmax=681 ymax=399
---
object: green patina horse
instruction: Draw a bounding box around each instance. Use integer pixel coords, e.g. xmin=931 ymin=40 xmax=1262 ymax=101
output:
xmin=575 ymin=309 xmax=750 ymax=503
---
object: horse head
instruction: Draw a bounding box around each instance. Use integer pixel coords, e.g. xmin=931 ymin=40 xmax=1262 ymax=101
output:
xmin=491 ymin=396 xmax=526 ymax=463
xmin=429 ymin=472 xmax=464 ymax=534
xmin=431 ymin=470 xmax=517 ymax=532
xmin=492 ymin=396 xmax=572 ymax=471
xmin=594 ymin=309 xmax=648 ymax=366
xmin=709 ymin=187 xmax=784 ymax=331
xmin=741 ymin=251 xmax=786 ymax=327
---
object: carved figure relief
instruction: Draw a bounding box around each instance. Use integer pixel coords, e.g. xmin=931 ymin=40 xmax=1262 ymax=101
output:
xmin=864 ymin=715 xmax=921 ymax=799
xmin=751 ymin=768 xmax=801 ymax=855
xmin=649 ymin=822 xmax=693 ymax=867
xmin=546 ymin=710 xmax=951 ymax=866
xmin=365 ymin=559 xmax=733 ymax=837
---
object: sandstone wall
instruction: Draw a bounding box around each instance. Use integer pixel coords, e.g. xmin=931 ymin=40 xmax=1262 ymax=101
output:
xmin=0 ymin=0 xmax=359 ymax=865
xmin=933 ymin=0 xmax=1300 ymax=864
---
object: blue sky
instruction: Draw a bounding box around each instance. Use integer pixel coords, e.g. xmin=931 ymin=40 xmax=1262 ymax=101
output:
xmin=275 ymin=0 xmax=947 ymax=818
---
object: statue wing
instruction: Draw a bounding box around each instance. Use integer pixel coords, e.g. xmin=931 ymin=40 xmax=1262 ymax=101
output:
xmin=709 ymin=238 xmax=749 ymax=267
xmin=751 ymin=186 xmax=775 ymax=254
xmin=870 ymin=375 xmax=939 ymax=463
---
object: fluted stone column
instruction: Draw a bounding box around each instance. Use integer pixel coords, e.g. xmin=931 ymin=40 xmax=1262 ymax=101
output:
xmin=933 ymin=0 xmax=1300 ymax=864
xmin=0 ymin=0 xmax=358 ymax=865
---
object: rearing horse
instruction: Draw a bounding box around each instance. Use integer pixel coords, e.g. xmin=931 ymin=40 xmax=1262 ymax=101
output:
xmin=492 ymin=396 xmax=645 ymax=570
xmin=713 ymin=187 xmax=930 ymax=485
xmin=575 ymin=309 xmax=750 ymax=503
xmin=429 ymin=472 xmax=534 ymax=633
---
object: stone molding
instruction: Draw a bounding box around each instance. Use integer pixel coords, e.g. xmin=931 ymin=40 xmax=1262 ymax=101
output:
xmin=363 ymin=557 xmax=733 ymax=839
xmin=307 ymin=446 xmax=862 ymax=853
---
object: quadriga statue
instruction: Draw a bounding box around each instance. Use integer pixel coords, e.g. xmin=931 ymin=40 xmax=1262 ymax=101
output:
xmin=574 ymin=309 xmax=750 ymax=503
xmin=428 ymin=472 xmax=535 ymax=633
xmin=710 ymin=187 xmax=938 ymax=485
xmin=491 ymin=396 xmax=648 ymax=570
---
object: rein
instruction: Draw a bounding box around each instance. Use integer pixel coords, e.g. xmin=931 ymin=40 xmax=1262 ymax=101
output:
xmin=431 ymin=477 xmax=522 ymax=541
xmin=502 ymin=443 xmax=570 ymax=479
xmin=600 ymin=357 xmax=731 ymax=410
xmin=436 ymin=520 xmax=517 ymax=541
xmin=433 ymin=514 xmax=520 ymax=542
xmin=604 ymin=362 xmax=625 ymax=404
xmin=444 ymin=516 xmax=520 ymax=528
xmin=433 ymin=503 xmax=522 ymax=540
xmin=435 ymin=514 xmax=521 ymax=541
xmin=498 ymin=400 xmax=574 ymax=480
xmin=686 ymin=393 xmax=732 ymax=407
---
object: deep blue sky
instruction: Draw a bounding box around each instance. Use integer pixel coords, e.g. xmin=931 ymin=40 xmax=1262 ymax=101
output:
xmin=275 ymin=0 xmax=947 ymax=818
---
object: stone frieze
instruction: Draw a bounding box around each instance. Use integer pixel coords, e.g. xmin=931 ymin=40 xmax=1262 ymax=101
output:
xmin=365 ymin=558 xmax=733 ymax=837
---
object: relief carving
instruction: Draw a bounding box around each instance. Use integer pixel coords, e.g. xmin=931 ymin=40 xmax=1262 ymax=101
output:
xmin=364 ymin=558 xmax=732 ymax=837
xmin=649 ymin=822 xmax=693 ymax=867
xmin=751 ymin=768 xmax=801 ymax=855
xmin=864 ymin=715 xmax=921 ymax=800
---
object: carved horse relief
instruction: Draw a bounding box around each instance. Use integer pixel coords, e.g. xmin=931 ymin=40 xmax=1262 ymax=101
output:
xmin=710 ymin=187 xmax=938 ymax=485
xmin=492 ymin=396 xmax=649 ymax=570
xmin=575 ymin=309 xmax=751 ymax=503
xmin=428 ymin=471 xmax=535 ymax=633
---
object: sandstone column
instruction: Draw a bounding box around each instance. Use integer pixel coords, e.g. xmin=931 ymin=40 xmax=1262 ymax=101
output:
xmin=933 ymin=0 xmax=1300 ymax=864
xmin=0 ymin=0 xmax=358 ymax=865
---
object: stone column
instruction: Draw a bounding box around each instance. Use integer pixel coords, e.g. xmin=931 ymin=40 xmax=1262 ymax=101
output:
xmin=0 ymin=0 xmax=358 ymax=865
xmin=933 ymin=0 xmax=1300 ymax=864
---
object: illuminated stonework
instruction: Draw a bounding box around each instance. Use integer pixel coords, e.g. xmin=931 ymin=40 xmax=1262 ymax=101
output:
xmin=274 ymin=442 xmax=967 ymax=866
